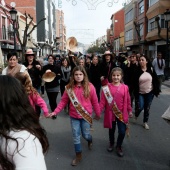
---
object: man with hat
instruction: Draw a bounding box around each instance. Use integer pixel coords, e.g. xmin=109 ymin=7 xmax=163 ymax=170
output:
xmin=100 ymin=51 xmax=116 ymax=86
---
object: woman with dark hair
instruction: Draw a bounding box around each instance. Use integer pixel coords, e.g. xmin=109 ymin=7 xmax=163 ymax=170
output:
xmin=100 ymin=51 xmax=116 ymax=86
xmin=2 ymin=52 xmax=31 ymax=81
xmin=23 ymin=49 xmax=42 ymax=93
xmin=60 ymin=57 xmax=71 ymax=96
xmin=134 ymin=54 xmax=160 ymax=130
xmin=0 ymin=75 xmax=49 ymax=170
xmin=89 ymin=55 xmax=101 ymax=101
xmin=42 ymin=54 xmax=62 ymax=119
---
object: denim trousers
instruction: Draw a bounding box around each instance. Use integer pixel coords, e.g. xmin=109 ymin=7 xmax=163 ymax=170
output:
xmin=135 ymin=91 xmax=154 ymax=123
xmin=70 ymin=117 xmax=92 ymax=153
xmin=109 ymin=118 xmax=126 ymax=147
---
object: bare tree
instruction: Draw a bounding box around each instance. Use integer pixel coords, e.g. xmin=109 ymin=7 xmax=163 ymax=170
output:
xmin=3 ymin=9 xmax=46 ymax=62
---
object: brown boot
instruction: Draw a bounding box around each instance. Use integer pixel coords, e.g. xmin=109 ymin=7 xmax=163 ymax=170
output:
xmin=71 ymin=152 xmax=82 ymax=166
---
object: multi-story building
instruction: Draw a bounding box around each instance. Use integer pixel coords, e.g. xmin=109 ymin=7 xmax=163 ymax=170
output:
xmin=110 ymin=8 xmax=125 ymax=55
xmin=124 ymin=0 xmax=138 ymax=54
xmin=0 ymin=0 xmax=36 ymax=65
xmin=56 ymin=9 xmax=66 ymax=54
xmin=36 ymin=0 xmax=56 ymax=56
xmin=5 ymin=0 xmax=57 ymax=56
xmin=146 ymin=0 xmax=170 ymax=59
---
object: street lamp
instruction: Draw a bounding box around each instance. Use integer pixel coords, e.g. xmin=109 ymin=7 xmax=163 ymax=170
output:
xmin=9 ymin=7 xmax=17 ymax=52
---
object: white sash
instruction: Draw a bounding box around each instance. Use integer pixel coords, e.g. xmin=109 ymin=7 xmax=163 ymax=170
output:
xmin=102 ymin=85 xmax=125 ymax=123
xmin=65 ymin=86 xmax=92 ymax=125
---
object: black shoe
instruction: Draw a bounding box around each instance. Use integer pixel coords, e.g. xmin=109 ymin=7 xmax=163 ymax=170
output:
xmin=116 ymin=146 xmax=124 ymax=157
xmin=52 ymin=115 xmax=57 ymax=119
xmin=88 ymin=140 xmax=92 ymax=150
xmin=107 ymin=144 xmax=114 ymax=152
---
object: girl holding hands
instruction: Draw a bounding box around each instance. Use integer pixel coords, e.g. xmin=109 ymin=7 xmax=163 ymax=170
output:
xmin=49 ymin=66 xmax=100 ymax=166
xmin=100 ymin=67 xmax=132 ymax=157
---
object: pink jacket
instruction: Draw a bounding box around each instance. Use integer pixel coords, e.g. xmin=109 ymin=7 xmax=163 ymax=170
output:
xmin=28 ymin=93 xmax=49 ymax=116
xmin=100 ymin=83 xmax=132 ymax=128
xmin=54 ymin=83 xmax=100 ymax=118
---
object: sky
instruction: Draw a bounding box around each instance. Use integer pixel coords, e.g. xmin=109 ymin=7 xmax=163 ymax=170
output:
xmin=55 ymin=0 xmax=125 ymax=44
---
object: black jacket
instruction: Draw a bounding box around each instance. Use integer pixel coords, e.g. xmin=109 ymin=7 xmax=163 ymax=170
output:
xmin=42 ymin=64 xmax=62 ymax=89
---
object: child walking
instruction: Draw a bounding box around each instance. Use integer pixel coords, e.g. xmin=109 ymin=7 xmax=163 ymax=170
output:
xmin=100 ymin=67 xmax=132 ymax=157
xmin=49 ymin=66 xmax=100 ymax=166
xmin=15 ymin=72 xmax=49 ymax=117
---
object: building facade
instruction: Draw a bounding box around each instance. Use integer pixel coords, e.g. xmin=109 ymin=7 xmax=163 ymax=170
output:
xmin=56 ymin=9 xmax=66 ymax=54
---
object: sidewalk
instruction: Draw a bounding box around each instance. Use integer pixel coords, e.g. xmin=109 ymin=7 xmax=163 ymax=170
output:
xmin=162 ymin=79 xmax=170 ymax=88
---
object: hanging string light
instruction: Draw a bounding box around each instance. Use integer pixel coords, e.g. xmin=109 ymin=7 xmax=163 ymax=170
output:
xmin=65 ymin=0 xmax=132 ymax=9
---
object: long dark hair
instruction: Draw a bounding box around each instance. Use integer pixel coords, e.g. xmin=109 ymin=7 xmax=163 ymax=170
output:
xmin=0 ymin=75 xmax=49 ymax=169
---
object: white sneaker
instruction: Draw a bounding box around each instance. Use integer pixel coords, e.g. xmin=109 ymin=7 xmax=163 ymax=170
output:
xmin=143 ymin=123 xmax=149 ymax=130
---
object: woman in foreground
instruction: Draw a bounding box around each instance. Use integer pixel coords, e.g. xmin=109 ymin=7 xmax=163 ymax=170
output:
xmin=0 ymin=75 xmax=49 ymax=170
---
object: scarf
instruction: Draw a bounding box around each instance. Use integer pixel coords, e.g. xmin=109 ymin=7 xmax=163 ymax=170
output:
xmin=7 ymin=64 xmax=22 ymax=76
xmin=157 ymin=58 xmax=163 ymax=69
xmin=61 ymin=66 xmax=71 ymax=82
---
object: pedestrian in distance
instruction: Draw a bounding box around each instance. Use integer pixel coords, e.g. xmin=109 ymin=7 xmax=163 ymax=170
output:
xmin=152 ymin=52 xmax=165 ymax=91
xmin=14 ymin=72 xmax=49 ymax=118
xmin=42 ymin=54 xmax=62 ymax=119
xmin=0 ymin=75 xmax=49 ymax=170
xmin=134 ymin=54 xmax=161 ymax=130
xmin=48 ymin=66 xmax=100 ymax=166
xmin=100 ymin=50 xmax=116 ymax=86
xmin=100 ymin=67 xmax=132 ymax=157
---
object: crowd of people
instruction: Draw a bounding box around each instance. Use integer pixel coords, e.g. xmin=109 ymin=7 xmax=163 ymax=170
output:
xmin=0 ymin=49 xmax=163 ymax=169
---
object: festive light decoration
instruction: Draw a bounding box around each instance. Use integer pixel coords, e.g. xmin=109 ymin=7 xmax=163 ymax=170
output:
xmin=64 ymin=0 xmax=132 ymax=10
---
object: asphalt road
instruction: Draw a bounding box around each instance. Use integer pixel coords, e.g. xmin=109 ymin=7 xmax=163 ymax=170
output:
xmin=40 ymin=84 xmax=170 ymax=170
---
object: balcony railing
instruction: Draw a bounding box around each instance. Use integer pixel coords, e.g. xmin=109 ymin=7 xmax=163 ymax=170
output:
xmin=0 ymin=27 xmax=14 ymax=43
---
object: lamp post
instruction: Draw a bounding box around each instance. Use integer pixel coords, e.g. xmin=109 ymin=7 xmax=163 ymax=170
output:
xmin=9 ymin=7 xmax=17 ymax=52
xmin=164 ymin=9 xmax=170 ymax=79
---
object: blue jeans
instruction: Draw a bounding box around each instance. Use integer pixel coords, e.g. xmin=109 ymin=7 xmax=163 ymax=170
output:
xmin=70 ymin=117 xmax=92 ymax=153
xmin=135 ymin=91 xmax=154 ymax=123
xmin=109 ymin=118 xmax=126 ymax=147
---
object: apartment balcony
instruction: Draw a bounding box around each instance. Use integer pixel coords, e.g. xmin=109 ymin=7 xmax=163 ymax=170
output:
xmin=146 ymin=0 xmax=170 ymax=19
xmin=146 ymin=28 xmax=167 ymax=41
xmin=0 ymin=27 xmax=15 ymax=45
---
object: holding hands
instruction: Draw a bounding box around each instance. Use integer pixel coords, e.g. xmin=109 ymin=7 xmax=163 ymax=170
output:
xmin=46 ymin=112 xmax=56 ymax=118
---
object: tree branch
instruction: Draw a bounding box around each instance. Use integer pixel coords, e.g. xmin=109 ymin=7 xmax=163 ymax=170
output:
xmin=28 ymin=17 xmax=46 ymax=36
xmin=155 ymin=16 xmax=166 ymax=41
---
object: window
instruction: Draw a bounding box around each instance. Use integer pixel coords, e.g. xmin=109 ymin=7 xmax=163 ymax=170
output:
xmin=148 ymin=17 xmax=158 ymax=32
xmin=125 ymin=29 xmax=133 ymax=41
xmin=139 ymin=23 xmax=144 ymax=36
xmin=149 ymin=0 xmax=158 ymax=7
xmin=139 ymin=1 xmax=144 ymax=14
xmin=125 ymin=9 xmax=133 ymax=24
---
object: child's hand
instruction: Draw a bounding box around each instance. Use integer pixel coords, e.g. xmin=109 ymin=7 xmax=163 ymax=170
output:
xmin=47 ymin=112 xmax=56 ymax=118
xmin=93 ymin=115 xmax=100 ymax=120
xmin=129 ymin=112 xmax=133 ymax=118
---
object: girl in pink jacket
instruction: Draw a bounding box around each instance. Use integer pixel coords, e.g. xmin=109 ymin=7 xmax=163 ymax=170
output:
xmin=15 ymin=72 xmax=49 ymax=117
xmin=50 ymin=66 xmax=100 ymax=166
xmin=100 ymin=67 xmax=132 ymax=157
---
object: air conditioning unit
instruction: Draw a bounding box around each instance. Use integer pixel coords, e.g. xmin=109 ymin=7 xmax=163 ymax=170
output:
xmin=8 ymin=24 xmax=13 ymax=32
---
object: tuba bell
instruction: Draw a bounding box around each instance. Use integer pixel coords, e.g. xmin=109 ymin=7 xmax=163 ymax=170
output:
xmin=66 ymin=37 xmax=78 ymax=52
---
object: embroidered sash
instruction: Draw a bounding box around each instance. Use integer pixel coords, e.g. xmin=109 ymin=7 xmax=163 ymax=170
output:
xmin=65 ymin=86 xmax=92 ymax=125
xmin=102 ymin=85 xmax=124 ymax=123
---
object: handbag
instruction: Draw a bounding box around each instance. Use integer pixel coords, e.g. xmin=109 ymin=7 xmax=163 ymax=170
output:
xmin=161 ymin=106 xmax=170 ymax=125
